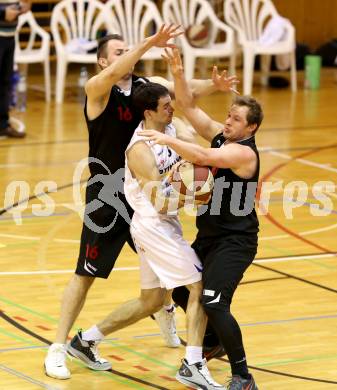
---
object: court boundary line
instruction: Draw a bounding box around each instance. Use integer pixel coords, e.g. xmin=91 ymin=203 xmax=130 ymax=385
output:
xmin=1 ymin=123 xmax=336 ymax=149
xmin=0 ymin=252 xmax=335 ymax=276
xmin=1 ymin=141 xmax=337 ymax=386
xmin=257 ymin=142 xmax=337 ymax=254
xmin=0 ymin=363 xmax=58 ymax=389
xmin=0 ymin=310 xmax=171 ymax=389
xmin=2 ymin=301 xmax=337 ymax=386
xmin=179 ymin=339 xmax=337 ymax=385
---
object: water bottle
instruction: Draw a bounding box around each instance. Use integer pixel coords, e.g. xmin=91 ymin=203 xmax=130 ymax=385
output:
xmin=78 ymin=66 xmax=88 ymax=104
xmin=10 ymin=65 xmax=20 ymax=108
xmin=17 ymin=74 xmax=27 ymax=112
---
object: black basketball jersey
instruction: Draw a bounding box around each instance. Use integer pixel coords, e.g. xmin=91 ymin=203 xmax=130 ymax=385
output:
xmin=84 ymin=75 xmax=149 ymax=177
xmin=196 ymin=134 xmax=260 ymax=239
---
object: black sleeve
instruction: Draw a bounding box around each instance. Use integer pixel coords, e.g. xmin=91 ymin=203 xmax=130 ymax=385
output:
xmin=0 ymin=9 xmax=5 ymax=21
xmin=211 ymin=133 xmax=224 ymax=148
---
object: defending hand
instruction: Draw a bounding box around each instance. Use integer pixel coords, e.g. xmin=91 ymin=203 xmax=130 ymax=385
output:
xmin=149 ymin=24 xmax=183 ymax=49
xmin=161 ymin=47 xmax=184 ymax=77
xmin=212 ymin=66 xmax=240 ymax=94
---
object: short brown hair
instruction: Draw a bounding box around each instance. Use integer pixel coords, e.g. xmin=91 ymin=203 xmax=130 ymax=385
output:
xmin=232 ymin=96 xmax=264 ymax=134
xmin=97 ymin=34 xmax=123 ymax=60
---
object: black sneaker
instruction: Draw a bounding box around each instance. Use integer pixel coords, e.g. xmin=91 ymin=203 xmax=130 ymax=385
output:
xmin=176 ymin=358 xmax=225 ymax=389
xmin=203 ymin=344 xmax=227 ymax=361
xmin=226 ymin=375 xmax=258 ymax=390
xmin=67 ymin=330 xmax=111 ymax=370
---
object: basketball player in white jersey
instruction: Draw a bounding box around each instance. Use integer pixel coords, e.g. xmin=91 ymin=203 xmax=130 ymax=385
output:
xmin=71 ymin=82 xmax=224 ymax=389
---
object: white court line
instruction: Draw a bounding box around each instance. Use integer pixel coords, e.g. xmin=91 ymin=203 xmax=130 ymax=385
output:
xmin=1 ymin=145 xmax=336 ymax=249
xmin=1 ymin=224 xmax=337 ymax=244
xmin=0 ymin=163 xmax=27 ymax=168
xmin=260 ymin=234 xmax=288 ymax=240
xmin=0 ymin=233 xmax=40 ymax=240
xmin=267 ymin=150 xmax=292 ymax=160
xmin=0 ymin=233 xmax=80 ymax=243
xmin=0 ymin=232 xmax=292 ymax=243
xmin=267 ymin=150 xmax=337 ymax=173
xmin=297 ymin=158 xmax=337 ymax=173
xmin=53 ymin=238 xmax=80 ymax=244
xmin=0 ymin=267 xmax=139 ymax=276
xmin=300 ymin=222 xmax=337 ymax=236
xmin=0 ymin=253 xmax=335 ymax=276
xmin=254 ymin=253 xmax=336 ymax=263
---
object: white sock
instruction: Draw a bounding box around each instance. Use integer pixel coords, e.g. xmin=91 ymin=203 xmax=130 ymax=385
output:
xmin=50 ymin=342 xmax=65 ymax=349
xmin=185 ymin=346 xmax=203 ymax=365
xmin=163 ymin=304 xmax=174 ymax=312
xmin=82 ymin=325 xmax=105 ymax=342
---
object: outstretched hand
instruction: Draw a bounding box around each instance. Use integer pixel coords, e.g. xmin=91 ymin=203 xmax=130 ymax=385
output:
xmin=137 ymin=129 xmax=171 ymax=145
xmin=161 ymin=47 xmax=184 ymax=77
xmin=212 ymin=66 xmax=240 ymax=94
xmin=150 ymin=24 xmax=183 ymax=49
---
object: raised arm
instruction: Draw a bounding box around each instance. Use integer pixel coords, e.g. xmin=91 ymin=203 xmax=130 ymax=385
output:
xmin=148 ymin=74 xmax=235 ymax=100
xmin=188 ymin=69 xmax=239 ymax=99
xmin=148 ymin=76 xmax=217 ymax=99
xmin=86 ymin=25 xmax=182 ymax=102
xmin=162 ymin=48 xmax=239 ymax=142
xmin=163 ymin=49 xmax=221 ymax=142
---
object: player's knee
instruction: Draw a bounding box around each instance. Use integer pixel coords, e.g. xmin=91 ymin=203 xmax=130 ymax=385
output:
xmin=186 ymin=280 xmax=203 ymax=297
xmin=71 ymin=273 xmax=95 ymax=292
xmin=143 ymin=299 xmax=163 ymax=315
xmin=201 ymin=293 xmax=231 ymax=317
xmin=140 ymin=291 xmax=165 ymax=314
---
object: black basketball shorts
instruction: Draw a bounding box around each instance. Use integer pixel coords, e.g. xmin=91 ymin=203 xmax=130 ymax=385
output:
xmin=192 ymin=233 xmax=258 ymax=308
xmin=75 ymin=182 xmax=135 ymax=279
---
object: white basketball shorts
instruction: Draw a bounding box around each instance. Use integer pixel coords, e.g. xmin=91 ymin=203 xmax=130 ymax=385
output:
xmin=130 ymin=213 xmax=202 ymax=290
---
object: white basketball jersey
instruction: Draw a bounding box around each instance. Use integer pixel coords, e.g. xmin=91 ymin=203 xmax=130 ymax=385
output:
xmin=124 ymin=121 xmax=181 ymax=217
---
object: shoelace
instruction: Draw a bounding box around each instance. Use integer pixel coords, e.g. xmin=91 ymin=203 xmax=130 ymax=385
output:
xmin=197 ymin=361 xmax=220 ymax=386
xmin=86 ymin=341 xmax=99 ymax=361
xmin=164 ymin=311 xmax=177 ymax=333
xmin=91 ymin=341 xmax=106 ymax=363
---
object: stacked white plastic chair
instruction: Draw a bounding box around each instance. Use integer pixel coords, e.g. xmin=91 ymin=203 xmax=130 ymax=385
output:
xmin=15 ymin=11 xmax=51 ymax=102
xmin=162 ymin=0 xmax=236 ymax=80
xmin=51 ymin=0 xmax=112 ymax=103
xmin=224 ymin=0 xmax=297 ymax=95
xmin=104 ymin=0 xmax=164 ymax=75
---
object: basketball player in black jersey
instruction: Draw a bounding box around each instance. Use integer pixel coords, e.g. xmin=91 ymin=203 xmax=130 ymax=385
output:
xmin=139 ymin=48 xmax=263 ymax=390
xmin=45 ymin=25 xmax=226 ymax=380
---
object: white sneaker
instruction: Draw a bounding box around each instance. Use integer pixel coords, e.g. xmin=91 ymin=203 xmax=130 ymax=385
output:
xmin=153 ymin=307 xmax=181 ymax=348
xmin=44 ymin=343 xmax=70 ymax=380
xmin=176 ymin=358 xmax=225 ymax=389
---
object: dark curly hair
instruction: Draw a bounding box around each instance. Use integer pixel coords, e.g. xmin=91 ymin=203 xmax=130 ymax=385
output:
xmin=132 ymin=82 xmax=170 ymax=120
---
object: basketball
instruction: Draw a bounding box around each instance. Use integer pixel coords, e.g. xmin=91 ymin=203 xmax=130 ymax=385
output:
xmin=186 ymin=23 xmax=210 ymax=48
xmin=170 ymin=160 xmax=214 ymax=203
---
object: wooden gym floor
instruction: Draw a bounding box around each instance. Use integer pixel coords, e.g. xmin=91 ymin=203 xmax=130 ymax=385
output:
xmin=0 ymin=67 xmax=336 ymax=389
